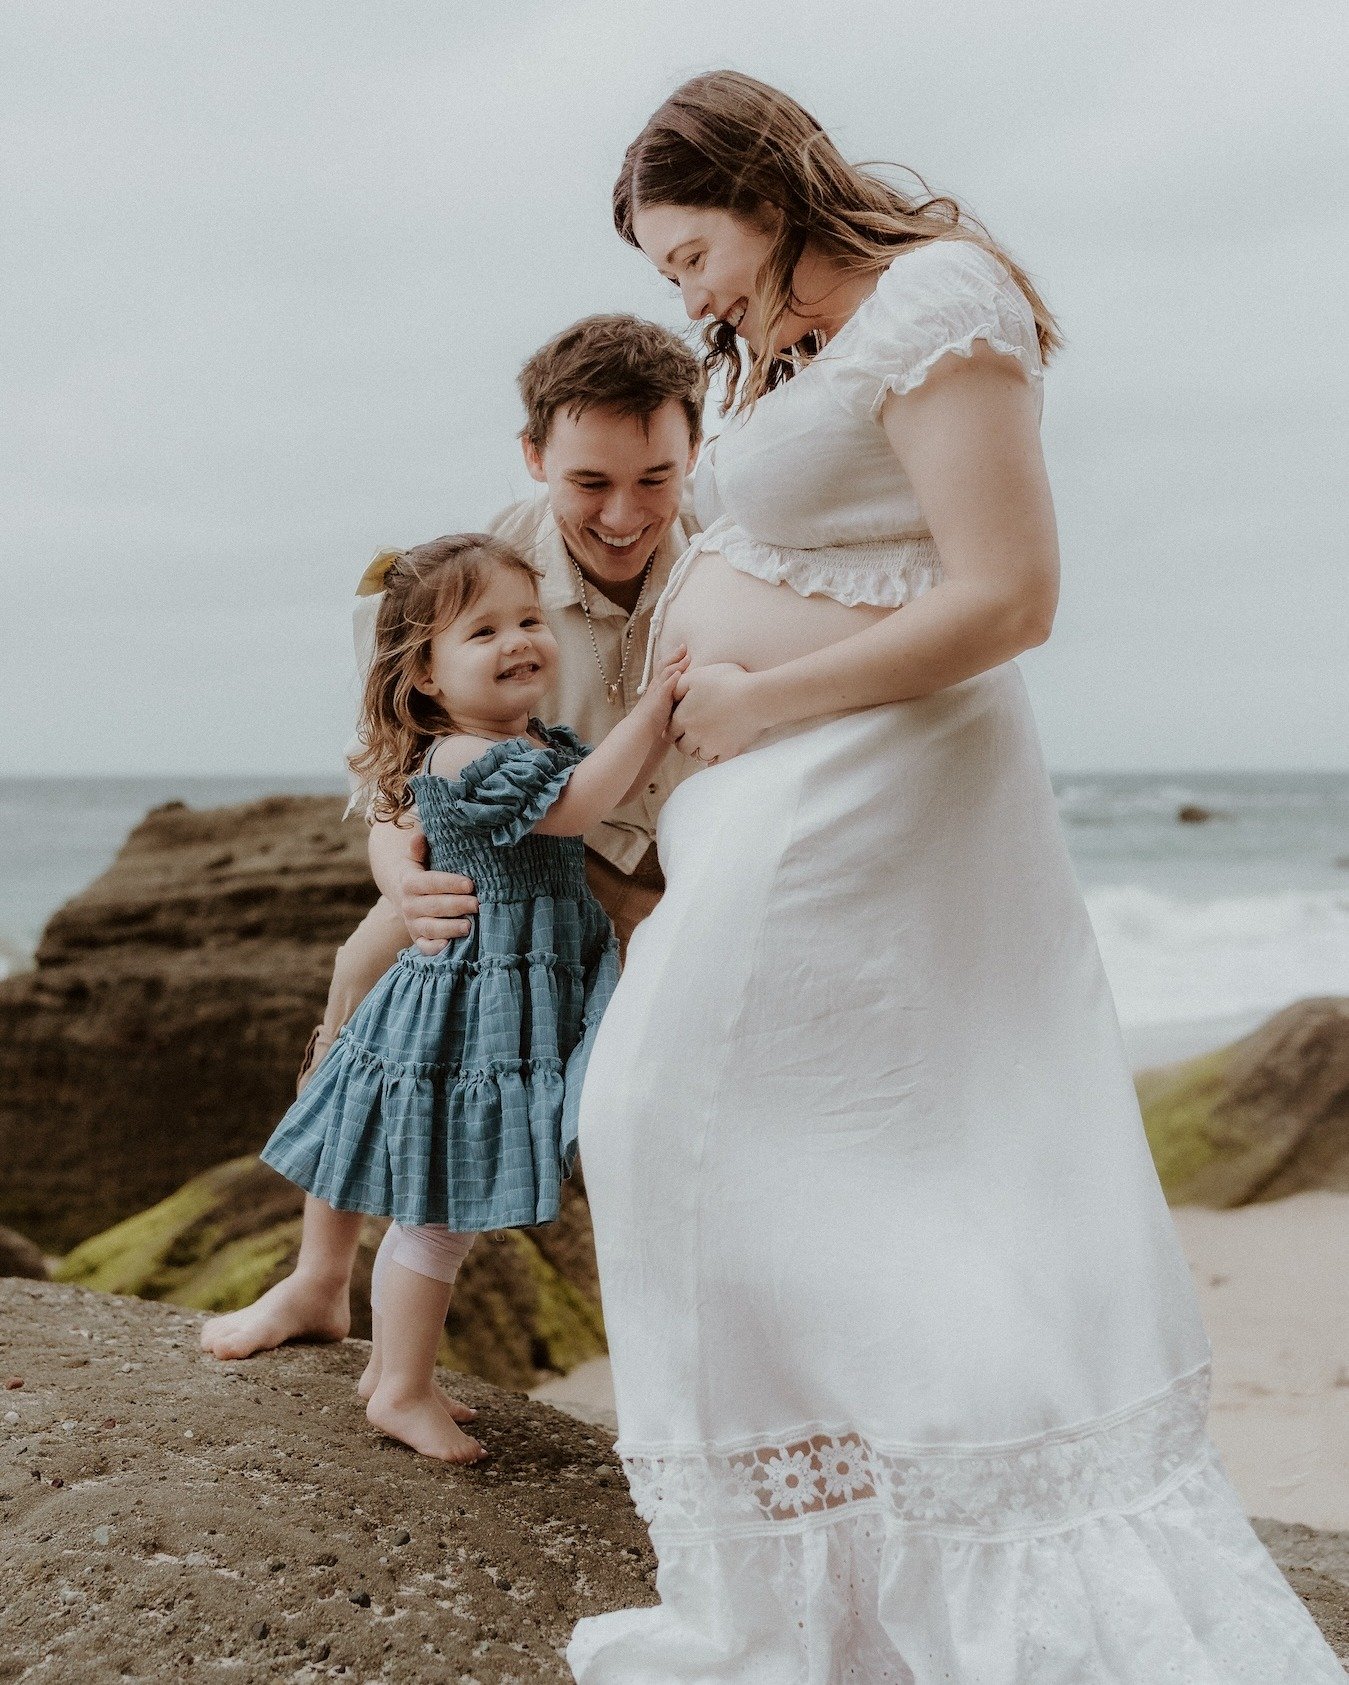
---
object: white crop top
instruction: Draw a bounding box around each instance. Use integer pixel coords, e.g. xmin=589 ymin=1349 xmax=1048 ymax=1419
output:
xmin=684 ymin=238 xmax=1044 ymax=610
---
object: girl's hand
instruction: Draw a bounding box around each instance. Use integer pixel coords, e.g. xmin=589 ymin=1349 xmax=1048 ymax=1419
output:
xmin=632 ymin=645 xmax=690 ymax=736
xmin=669 ymin=662 xmax=767 ymax=764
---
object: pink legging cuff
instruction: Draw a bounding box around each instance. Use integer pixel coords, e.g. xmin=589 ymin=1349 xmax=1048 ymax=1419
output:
xmin=370 ymin=1222 xmax=477 ymax=1316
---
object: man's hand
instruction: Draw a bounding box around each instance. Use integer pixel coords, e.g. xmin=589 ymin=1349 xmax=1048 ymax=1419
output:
xmin=369 ymin=821 xmax=477 ymax=956
xmin=670 ymin=662 xmax=767 ymax=765
xmin=397 ymin=834 xmax=477 ymax=955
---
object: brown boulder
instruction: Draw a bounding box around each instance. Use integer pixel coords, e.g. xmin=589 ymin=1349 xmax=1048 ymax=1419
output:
xmin=0 ymin=795 xmax=373 ymax=1252
xmin=1138 ymin=997 xmax=1349 ymax=1206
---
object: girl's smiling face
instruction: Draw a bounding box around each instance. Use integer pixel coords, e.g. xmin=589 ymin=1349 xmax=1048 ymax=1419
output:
xmin=417 ymin=566 xmax=559 ymax=735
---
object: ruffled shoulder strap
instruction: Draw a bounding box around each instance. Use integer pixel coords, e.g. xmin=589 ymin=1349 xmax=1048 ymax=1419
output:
xmin=821 ymin=239 xmax=1043 ymax=421
xmin=531 ymin=719 xmax=591 ymax=762
xmin=441 ymin=733 xmax=580 ymax=848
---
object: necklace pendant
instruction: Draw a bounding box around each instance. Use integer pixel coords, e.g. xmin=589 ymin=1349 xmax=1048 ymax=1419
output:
xmin=606 ymin=681 xmax=622 ymax=706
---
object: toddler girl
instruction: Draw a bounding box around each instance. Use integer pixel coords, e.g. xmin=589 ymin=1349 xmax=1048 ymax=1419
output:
xmin=261 ymin=533 xmax=684 ymax=1462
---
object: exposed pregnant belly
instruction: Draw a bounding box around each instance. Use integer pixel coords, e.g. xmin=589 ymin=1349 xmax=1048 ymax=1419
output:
xmin=655 ymin=551 xmax=893 ymax=672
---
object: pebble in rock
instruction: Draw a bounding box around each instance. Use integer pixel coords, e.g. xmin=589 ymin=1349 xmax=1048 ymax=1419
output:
xmin=392 ymin=1530 xmax=411 ymax=1547
xmin=348 ymin=1591 xmax=371 ymax=1608
xmin=4 ymin=1377 xmax=22 ymax=1390
xmin=250 ymin=1621 xmax=269 ymax=1640
xmin=92 ymin=1526 xmax=112 ymax=1546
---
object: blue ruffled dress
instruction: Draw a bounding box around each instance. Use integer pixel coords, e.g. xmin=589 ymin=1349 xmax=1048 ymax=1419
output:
xmin=261 ymin=722 xmax=619 ymax=1231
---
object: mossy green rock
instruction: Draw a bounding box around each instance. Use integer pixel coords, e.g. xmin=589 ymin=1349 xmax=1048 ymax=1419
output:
xmin=1138 ymin=997 xmax=1349 ymax=1207
xmin=54 ymin=1154 xmax=606 ymax=1388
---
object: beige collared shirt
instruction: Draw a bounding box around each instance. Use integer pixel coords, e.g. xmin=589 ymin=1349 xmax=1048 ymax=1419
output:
xmin=350 ymin=490 xmax=700 ymax=875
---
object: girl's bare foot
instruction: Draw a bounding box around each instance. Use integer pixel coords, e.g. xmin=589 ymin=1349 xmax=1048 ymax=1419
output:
xmin=355 ymin=1354 xmax=476 ymax=1422
xmin=200 ymin=1274 xmax=350 ymax=1360
xmin=366 ymin=1382 xmax=486 ymax=1463
xmin=357 ymin=1349 xmax=380 ymax=1399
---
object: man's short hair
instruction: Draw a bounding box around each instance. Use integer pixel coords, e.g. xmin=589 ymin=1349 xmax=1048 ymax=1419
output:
xmin=517 ymin=314 xmax=706 ymax=452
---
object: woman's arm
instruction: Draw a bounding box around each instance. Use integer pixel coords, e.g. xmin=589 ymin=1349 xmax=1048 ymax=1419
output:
xmin=668 ymin=347 xmax=1059 ymax=761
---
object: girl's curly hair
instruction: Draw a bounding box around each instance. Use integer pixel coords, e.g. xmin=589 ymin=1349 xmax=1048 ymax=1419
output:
xmin=348 ymin=533 xmax=543 ymax=822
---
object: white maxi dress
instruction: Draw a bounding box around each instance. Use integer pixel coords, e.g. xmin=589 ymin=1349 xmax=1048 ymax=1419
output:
xmin=567 ymin=241 xmax=1344 ymax=1683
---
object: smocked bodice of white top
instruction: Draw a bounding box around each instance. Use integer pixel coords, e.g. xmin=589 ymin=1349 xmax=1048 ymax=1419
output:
xmin=686 ymin=239 xmax=1044 ymax=610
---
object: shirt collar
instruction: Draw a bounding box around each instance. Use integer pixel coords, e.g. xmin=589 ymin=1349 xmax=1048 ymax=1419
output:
xmin=535 ymin=507 xmax=686 ymax=620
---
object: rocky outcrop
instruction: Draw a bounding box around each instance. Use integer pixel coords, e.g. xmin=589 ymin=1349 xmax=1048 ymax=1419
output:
xmin=1138 ymin=997 xmax=1349 ymax=1206
xmin=0 ymin=1279 xmax=654 ymax=1682
xmin=0 ymin=796 xmax=374 ymax=1253
xmin=2 ymin=1280 xmax=1345 ymax=1678
xmin=54 ymin=1155 xmax=606 ymax=1390
xmin=0 ymin=792 xmax=608 ymax=1392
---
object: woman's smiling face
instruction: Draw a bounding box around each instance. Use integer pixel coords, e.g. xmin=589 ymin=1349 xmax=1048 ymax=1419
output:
xmin=632 ymin=204 xmax=804 ymax=356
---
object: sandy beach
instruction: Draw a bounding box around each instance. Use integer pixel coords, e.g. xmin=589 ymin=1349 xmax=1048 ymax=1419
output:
xmin=1174 ymin=1190 xmax=1349 ymax=1530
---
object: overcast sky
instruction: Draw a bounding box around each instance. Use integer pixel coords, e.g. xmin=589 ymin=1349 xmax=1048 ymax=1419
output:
xmin=2 ymin=0 xmax=1346 ymax=776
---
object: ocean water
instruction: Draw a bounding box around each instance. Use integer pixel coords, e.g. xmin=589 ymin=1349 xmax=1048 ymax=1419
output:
xmin=1057 ymin=773 xmax=1349 ymax=1059
xmin=2 ymin=772 xmax=1347 ymax=1056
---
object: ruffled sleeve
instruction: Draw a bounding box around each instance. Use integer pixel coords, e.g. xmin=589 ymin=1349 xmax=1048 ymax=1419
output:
xmin=448 ymin=736 xmax=581 ymax=848
xmin=827 ymin=240 xmax=1043 ymax=422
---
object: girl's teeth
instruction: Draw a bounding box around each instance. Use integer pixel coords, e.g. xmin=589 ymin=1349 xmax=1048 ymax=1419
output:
xmin=595 ymin=532 xmax=642 ymax=548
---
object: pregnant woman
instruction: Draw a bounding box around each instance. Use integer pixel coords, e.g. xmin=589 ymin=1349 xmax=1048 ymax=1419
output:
xmin=567 ymin=73 xmax=1344 ymax=1682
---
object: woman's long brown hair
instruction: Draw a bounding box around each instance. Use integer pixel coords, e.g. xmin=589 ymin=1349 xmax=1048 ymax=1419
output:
xmin=614 ymin=70 xmax=1062 ymax=414
xmin=348 ymin=534 xmax=542 ymax=823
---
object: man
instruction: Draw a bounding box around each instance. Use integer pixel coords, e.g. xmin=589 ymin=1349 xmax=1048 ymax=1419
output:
xmin=200 ymin=314 xmax=704 ymax=1360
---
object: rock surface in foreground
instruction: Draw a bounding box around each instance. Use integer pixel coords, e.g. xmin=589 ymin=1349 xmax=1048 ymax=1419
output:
xmin=2 ymin=1284 xmax=1346 ymax=1681
xmin=1138 ymin=996 xmax=1349 ymax=1205
xmin=0 ymin=1280 xmax=655 ymax=1683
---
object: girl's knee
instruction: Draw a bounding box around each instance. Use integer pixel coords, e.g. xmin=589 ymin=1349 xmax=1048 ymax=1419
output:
xmin=390 ymin=1225 xmax=476 ymax=1283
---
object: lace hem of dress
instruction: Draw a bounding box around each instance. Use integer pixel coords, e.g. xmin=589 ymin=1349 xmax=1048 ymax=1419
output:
xmin=619 ymin=1365 xmax=1212 ymax=1544
xmin=570 ymin=1452 xmax=1346 ymax=1684
xmin=713 ymin=524 xmax=941 ymax=609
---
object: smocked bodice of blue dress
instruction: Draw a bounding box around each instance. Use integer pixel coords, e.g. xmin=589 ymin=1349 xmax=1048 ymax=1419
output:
xmin=409 ymin=721 xmax=590 ymax=903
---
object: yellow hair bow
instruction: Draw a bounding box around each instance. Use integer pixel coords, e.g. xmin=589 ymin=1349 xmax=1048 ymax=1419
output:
xmin=355 ymin=548 xmax=404 ymax=598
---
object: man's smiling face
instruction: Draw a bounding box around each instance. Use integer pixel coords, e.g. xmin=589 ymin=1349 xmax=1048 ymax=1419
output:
xmin=523 ymin=399 xmax=697 ymax=594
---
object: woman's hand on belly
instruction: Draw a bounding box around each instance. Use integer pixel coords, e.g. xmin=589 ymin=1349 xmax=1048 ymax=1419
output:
xmin=668 ymin=663 xmax=764 ymax=764
xmin=656 ymin=550 xmax=892 ymax=760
